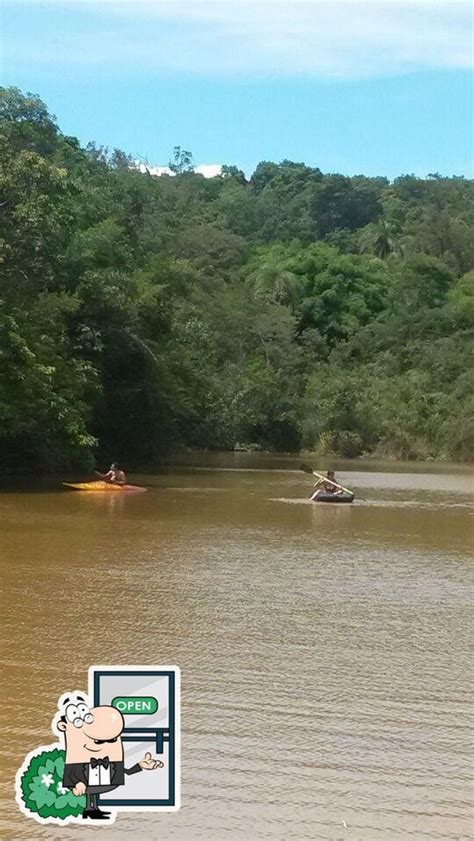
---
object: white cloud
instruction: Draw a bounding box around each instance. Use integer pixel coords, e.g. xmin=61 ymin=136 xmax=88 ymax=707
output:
xmin=5 ymin=0 xmax=473 ymax=78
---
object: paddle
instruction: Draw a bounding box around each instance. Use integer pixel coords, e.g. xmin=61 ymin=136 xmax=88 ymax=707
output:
xmin=94 ymin=470 xmax=157 ymax=489
xmin=94 ymin=470 xmax=120 ymax=482
xmin=299 ymin=464 xmax=354 ymax=496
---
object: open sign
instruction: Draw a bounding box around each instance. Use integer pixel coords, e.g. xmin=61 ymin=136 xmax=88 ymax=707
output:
xmin=92 ymin=666 xmax=179 ymax=810
xmin=112 ymin=696 xmax=158 ymax=715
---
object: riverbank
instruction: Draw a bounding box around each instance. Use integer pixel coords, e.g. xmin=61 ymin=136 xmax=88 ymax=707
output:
xmin=2 ymin=449 xmax=473 ymax=484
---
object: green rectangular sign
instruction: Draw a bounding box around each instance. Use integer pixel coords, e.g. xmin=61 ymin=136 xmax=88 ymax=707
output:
xmin=112 ymin=696 xmax=158 ymax=715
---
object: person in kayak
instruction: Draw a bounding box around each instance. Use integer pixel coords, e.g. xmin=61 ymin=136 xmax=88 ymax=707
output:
xmin=97 ymin=463 xmax=127 ymax=485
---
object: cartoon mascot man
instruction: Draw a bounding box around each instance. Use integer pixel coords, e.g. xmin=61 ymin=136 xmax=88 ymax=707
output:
xmin=56 ymin=692 xmax=163 ymax=821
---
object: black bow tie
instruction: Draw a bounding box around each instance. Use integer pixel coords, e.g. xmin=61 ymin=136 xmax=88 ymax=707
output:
xmin=90 ymin=757 xmax=110 ymax=769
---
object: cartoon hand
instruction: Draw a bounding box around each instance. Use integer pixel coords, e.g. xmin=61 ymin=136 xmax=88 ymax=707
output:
xmin=73 ymin=782 xmax=86 ymax=796
xmin=139 ymin=751 xmax=164 ymax=770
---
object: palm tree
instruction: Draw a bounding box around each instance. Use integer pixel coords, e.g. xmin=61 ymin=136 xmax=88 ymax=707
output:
xmin=360 ymin=220 xmax=403 ymax=260
xmin=247 ymin=254 xmax=303 ymax=311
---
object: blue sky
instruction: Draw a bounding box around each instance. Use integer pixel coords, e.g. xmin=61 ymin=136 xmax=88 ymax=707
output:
xmin=1 ymin=1 xmax=473 ymax=178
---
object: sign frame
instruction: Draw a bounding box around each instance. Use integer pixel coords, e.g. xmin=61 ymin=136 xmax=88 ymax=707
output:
xmin=89 ymin=664 xmax=180 ymax=812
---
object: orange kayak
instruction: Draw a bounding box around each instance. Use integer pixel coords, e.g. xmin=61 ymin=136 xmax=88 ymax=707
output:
xmin=63 ymin=481 xmax=147 ymax=493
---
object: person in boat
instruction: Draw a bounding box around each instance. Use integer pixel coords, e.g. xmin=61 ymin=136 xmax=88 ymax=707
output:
xmin=312 ymin=470 xmax=340 ymax=495
xmin=98 ymin=463 xmax=127 ymax=485
xmin=325 ymin=470 xmax=337 ymax=493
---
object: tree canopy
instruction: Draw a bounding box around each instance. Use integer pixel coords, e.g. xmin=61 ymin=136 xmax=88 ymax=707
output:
xmin=1 ymin=87 xmax=473 ymax=470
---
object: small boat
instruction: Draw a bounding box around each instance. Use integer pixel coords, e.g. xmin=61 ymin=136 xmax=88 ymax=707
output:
xmin=312 ymin=490 xmax=354 ymax=504
xmin=300 ymin=465 xmax=355 ymax=504
xmin=63 ymin=481 xmax=147 ymax=493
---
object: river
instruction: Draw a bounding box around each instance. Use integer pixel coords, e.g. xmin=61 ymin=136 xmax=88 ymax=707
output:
xmin=1 ymin=455 xmax=473 ymax=840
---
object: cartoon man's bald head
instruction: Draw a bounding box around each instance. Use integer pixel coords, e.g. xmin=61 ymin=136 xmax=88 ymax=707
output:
xmin=56 ymin=697 xmax=125 ymax=764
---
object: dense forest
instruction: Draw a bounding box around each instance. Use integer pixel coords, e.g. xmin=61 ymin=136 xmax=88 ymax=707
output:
xmin=1 ymin=87 xmax=473 ymax=471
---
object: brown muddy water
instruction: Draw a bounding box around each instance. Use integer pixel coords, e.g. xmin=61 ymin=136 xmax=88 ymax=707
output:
xmin=1 ymin=455 xmax=473 ymax=840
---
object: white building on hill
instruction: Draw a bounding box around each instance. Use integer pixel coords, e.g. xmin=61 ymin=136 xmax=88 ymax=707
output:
xmin=133 ymin=162 xmax=223 ymax=178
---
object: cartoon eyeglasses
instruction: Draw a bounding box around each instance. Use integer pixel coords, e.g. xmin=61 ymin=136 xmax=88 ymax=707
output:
xmin=65 ymin=703 xmax=94 ymax=728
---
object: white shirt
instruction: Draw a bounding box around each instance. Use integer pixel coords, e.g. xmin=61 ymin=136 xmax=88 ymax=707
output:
xmin=88 ymin=760 xmax=111 ymax=786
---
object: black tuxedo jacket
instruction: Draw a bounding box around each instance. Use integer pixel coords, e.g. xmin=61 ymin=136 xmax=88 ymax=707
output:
xmin=63 ymin=760 xmax=141 ymax=790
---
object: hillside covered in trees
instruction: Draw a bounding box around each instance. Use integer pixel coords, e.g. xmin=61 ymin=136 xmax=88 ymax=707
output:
xmin=1 ymin=87 xmax=473 ymax=471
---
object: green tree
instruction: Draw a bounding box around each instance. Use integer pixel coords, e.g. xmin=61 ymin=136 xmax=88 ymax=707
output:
xmin=360 ymin=219 xmax=403 ymax=260
xmin=0 ymin=86 xmax=472 ymax=469
xmin=168 ymin=146 xmax=194 ymax=174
